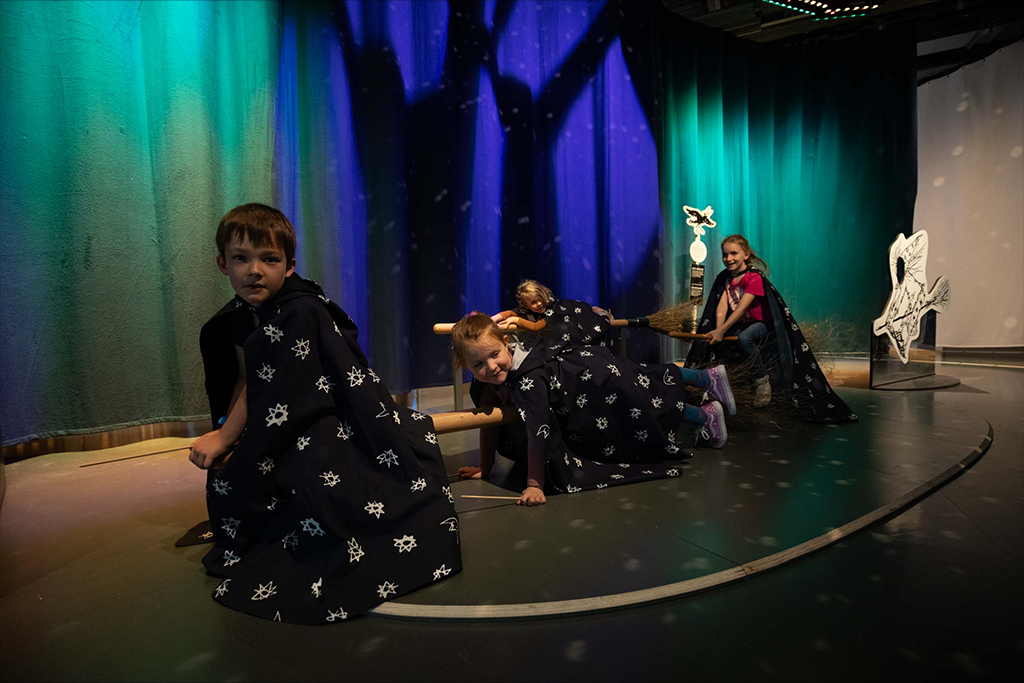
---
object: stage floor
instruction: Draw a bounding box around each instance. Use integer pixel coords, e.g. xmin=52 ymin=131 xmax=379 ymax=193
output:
xmin=1 ymin=359 xmax=1021 ymax=681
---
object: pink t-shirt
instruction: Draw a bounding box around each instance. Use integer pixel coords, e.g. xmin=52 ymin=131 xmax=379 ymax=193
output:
xmin=725 ymin=271 xmax=765 ymax=322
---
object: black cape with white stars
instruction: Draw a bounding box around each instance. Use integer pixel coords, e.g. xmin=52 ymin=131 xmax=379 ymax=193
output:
xmin=502 ymin=340 xmax=696 ymax=494
xmin=685 ymin=268 xmax=857 ymax=424
xmin=198 ymin=275 xmax=461 ymax=624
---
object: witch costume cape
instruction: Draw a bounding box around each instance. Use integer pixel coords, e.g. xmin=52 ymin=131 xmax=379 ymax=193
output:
xmin=485 ymin=340 xmax=695 ymax=493
xmin=685 ymin=268 xmax=857 ymax=423
xmin=197 ymin=275 xmax=461 ymax=624
xmin=471 ymin=298 xmax=617 ymax=464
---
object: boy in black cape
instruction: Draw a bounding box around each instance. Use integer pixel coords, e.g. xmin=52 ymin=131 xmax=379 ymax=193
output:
xmin=188 ymin=204 xmax=460 ymax=624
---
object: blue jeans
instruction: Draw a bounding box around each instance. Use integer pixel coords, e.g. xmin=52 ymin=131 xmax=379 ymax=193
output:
xmin=727 ymin=321 xmax=768 ymax=377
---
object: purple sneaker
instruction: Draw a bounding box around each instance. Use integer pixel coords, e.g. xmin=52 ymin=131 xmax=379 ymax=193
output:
xmin=706 ymin=365 xmax=736 ymax=416
xmin=697 ymin=401 xmax=728 ymax=448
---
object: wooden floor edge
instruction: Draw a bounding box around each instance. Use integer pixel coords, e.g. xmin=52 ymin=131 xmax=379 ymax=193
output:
xmin=370 ymin=422 xmax=994 ymax=622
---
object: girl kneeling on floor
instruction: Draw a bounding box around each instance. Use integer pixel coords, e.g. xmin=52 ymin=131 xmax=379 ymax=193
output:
xmin=451 ymin=313 xmax=735 ymax=506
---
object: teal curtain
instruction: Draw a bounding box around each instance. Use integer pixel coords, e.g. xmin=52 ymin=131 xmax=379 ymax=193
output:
xmin=653 ymin=9 xmax=917 ymax=337
xmin=0 ymin=1 xmax=918 ymax=447
xmin=0 ymin=1 xmax=280 ymax=444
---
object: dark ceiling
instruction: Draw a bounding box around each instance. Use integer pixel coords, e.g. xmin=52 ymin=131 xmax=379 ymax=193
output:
xmin=662 ymin=0 xmax=1024 ymax=84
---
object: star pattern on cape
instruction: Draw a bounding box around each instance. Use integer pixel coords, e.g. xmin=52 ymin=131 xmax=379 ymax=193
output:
xmin=266 ymin=403 xmax=288 ymax=427
xmin=212 ymin=479 xmax=232 ymax=496
xmin=215 ymin=579 xmax=231 ymax=596
xmin=433 ymin=564 xmax=452 ymax=581
xmin=606 ymin=393 xmax=617 ymax=404
xmin=576 ymin=394 xmax=588 ymax=408
xmin=223 ymin=550 xmax=240 ymax=566
xmin=629 ymin=408 xmax=642 ymax=419
xmin=377 ymin=582 xmax=398 ymax=599
xmin=596 ymin=417 xmax=608 ymax=430
xmin=320 ymin=471 xmax=340 ymax=487
xmin=257 ymin=364 xmax=275 ymax=382
xmin=365 ymin=501 xmax=385 ymax=519
xmin=252 ymin=582 xmax=278 ymax=601
xmin=282 ymin=531 xmax=299 ymax=549
xmin=296 ymin=436 xmax=311 ymax=451
xmin=315 ymin=375 xmax=334 ymax=393
xmin=411 ymin=411 xmax=427 ymax=421
xmin=311 ymin=578 xmax=323 ymax=598
xmin=337 ymin=422 xmax=353 ymax=440
xmin=603 ymin=445 xmax=615 ymax=456
xmin=347 ymin=366 xmax=365 ymax=386
xmin=581 ymin=369 xmax=592 ymax=381
xmin=410 ymin=477 xmax=427 ymax=492
xmin=300 ymin=518 xmax=325 ymax=536
xmin=442 ymin=486 xmax=454 ymax=504
xmin=263 ymin=324 xmax=283 ymax=343
xmin=258 ymin=457 xmax=274 ymax=474
xmin=607 ymin=364 xmax=620 ymax=376
xmin=638 ymin=374 xmax=650 ymax=388
xmin=326 ymin=607 xmax=348 ymax=622
xmin=289 ymin=339 xmax=310 ymax=360
xmin=377 ymin=449 xmax=398 ymax=468
xmin=369 ymin=368 xmax=381 ymax=383
xmin=635 ymin=430 xmax=649 ymax=442
xmin=425 ymin=432 xmax=437 ymax=444
xmin=347 ymin=538 xmax=365 ymax=562
xmin=519 ymin=377 xmax=534 ymax=392
xmin=393 ymin=535 xmax=417 ymax=553
xmin=221 ymin=517 xmax=240 ymax=538
xmin=651 ymin=397 xmax=663 ymax=408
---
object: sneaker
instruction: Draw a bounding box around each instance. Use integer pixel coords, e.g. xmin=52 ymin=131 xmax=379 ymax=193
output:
xmin=705 ymin=365 xmax=736 ymax=416
xmin=753 ymin=374 xmax=771 ymax=408
xmin=696 ymin=401 xmax=728 ymax=448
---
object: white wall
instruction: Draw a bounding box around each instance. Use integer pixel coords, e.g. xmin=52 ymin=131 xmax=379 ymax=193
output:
xmin=914 ymin=41 xmax=1024 ymax=347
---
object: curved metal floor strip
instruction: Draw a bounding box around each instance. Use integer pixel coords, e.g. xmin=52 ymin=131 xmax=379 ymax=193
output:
xmin=372 ymin=423 xmax=993 ymax=621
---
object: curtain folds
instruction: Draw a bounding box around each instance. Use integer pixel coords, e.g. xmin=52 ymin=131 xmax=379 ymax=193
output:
xmin=0 ymin=0 xmax=918 ymax=446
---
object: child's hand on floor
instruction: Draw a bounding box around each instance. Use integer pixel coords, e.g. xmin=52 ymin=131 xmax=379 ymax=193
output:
xmin=457 ymin=466 xmax=484 ymax=479
xmin=189 ymin=431 xmax=231 ymax=470
xmin=517 ymin=486 xmax=546 ymax=507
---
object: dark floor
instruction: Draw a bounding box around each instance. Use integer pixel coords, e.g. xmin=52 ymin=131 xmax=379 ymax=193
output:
xmin=1 ymin=360 xmax=1021 ymax=682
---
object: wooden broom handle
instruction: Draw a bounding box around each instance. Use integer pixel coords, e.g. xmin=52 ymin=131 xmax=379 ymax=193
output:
xmin=211 ymin=406 xmax=520 ymax=470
